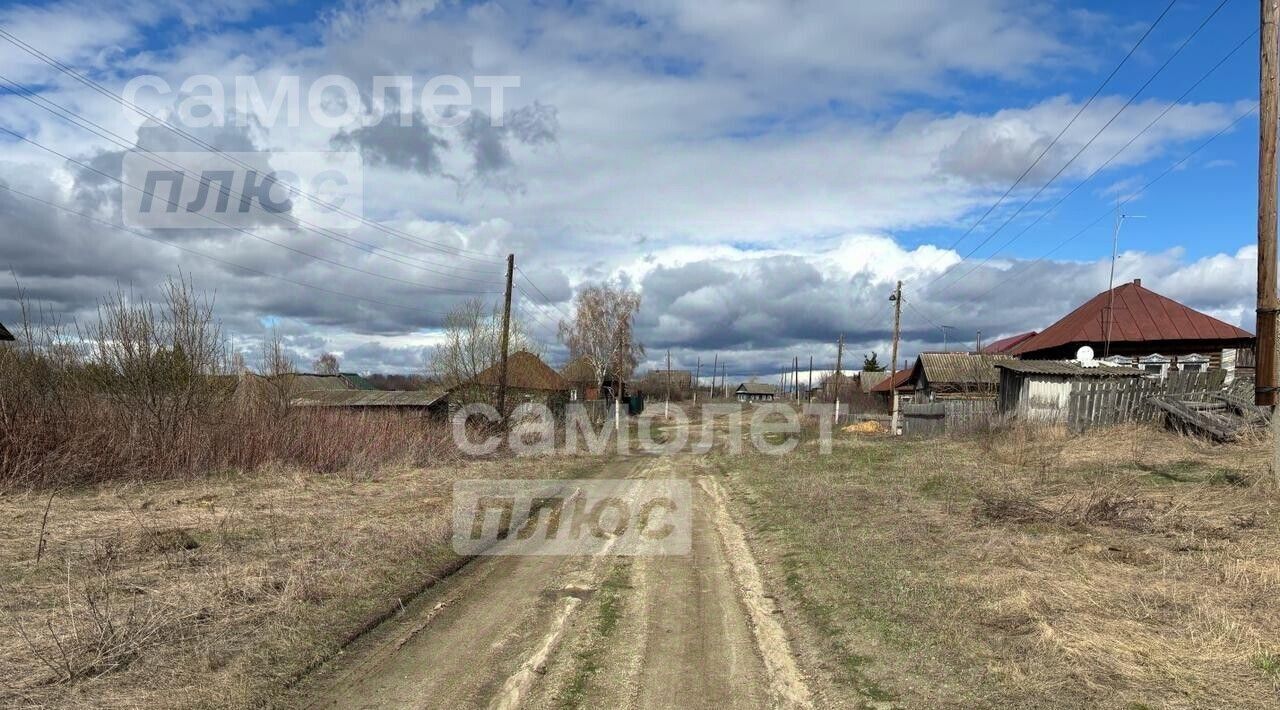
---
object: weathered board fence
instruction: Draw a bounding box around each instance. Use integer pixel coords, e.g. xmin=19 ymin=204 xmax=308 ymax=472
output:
xmin=902 ymin=399 xmax=996 ymax=436
xmin=1065 ymin=370 xmax=1227 ymax=432
xmin=901 ymin=371 xmax=1244 ymax=437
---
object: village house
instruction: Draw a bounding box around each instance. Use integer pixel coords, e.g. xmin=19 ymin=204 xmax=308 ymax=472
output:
xmin=0 ymin=321 xmax=14 ymax=344
xmin=905 ymin=352 xmax=1012 ymax=402
xmin=981 ymin=331 xmax=1037 ymax=354
xmin=560 ymin=357 xmax=629 ymax=402
xmin=445 ymin=351 xmax=570 ymax=416
xmin=1008 ymin=279 xmax=1255 ymax=378
xmin=734 ymin=382 xmax=779 ymax=402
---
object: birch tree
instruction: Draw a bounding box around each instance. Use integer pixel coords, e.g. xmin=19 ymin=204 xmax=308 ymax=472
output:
xmin=558 ymin=284 xmax=643 ymax=428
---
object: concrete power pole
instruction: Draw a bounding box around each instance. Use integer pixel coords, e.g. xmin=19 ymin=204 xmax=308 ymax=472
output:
xmin=497 ymin=253 xmax=515 ymax=419
xmin=1259 ymin=0 xmax=1280 ymax=410
xmin=711 ymin=353 xmax=718 ymax=401
xmin=889 ymin=281 xmax=903 ymax=435
xmin=808 ymin=355 xmax=813 ymax=402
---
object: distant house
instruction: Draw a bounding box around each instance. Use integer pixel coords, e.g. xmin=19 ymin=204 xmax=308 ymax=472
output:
xmin=981 ymin=331 xmax=1037 ymax=354
xmin=446 ymin=351 xmax=570 ymax=415
xmin=868 ymin=368 xmax=913 ymax=402
xmin=734 ymin=382 xmax=778 ymax=402
xmin=908 ymin=352 xmax=1012 ymax=401
xmin=995 ymin=359 xmax=1144 ymax=422
xmin=0 ymin=321 xmax=13 ymax=344
xmin=858 ymin=371 xmax=890 ymax=393
xmin=560 ymin=357 xmax=629 ymax=402
xmin=1009 ymin=279 xmax=1254 ymax=375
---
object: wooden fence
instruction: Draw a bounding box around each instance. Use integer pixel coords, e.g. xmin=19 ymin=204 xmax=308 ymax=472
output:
xmin=902 ymin=399 xmax=996 ymax=436
xmin=1065 ymin=370 xmax=1227 ymax=432
xmin=900 ymin=371 xmax=1241 ymax=437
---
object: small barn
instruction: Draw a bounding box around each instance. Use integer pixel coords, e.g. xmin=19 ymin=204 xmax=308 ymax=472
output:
xmin=735 ymin=382 xmax=778 ymax=402
xmin=996 ymin=360 xmax=1144 ymax=422
xmin=908 ymin=352 xmax=1012 ymax=401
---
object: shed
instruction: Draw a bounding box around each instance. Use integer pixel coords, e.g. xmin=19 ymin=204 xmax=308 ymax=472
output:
xmin=909 ymin=352 xmax=1012 ymax=401
xmin=995 ymin=360 xmax=1144 ymax=422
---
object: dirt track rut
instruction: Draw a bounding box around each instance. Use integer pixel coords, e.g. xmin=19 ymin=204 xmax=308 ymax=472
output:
xmin=299 ymin=455 xmax=812 ymax=710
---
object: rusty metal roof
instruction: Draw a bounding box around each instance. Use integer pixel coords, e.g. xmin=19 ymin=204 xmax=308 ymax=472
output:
xmin=981 ymin=331 xmax=1037 ymax=354
xmin=471 ymin=351 xmax=568 ymax=391
xmin=869 ymin=368 xmax=913 ymax=393
xmin=915 ymin=352 xmax=1012 ymax=386
xmin=995 ymin=360 xmax=1144 ymax=378
xmin=1011 ymin=280 xmax=1254 ymax=357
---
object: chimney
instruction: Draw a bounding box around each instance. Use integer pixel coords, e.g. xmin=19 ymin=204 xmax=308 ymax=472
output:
xmin=1133 ymin=278 xmax=1142 ymax=287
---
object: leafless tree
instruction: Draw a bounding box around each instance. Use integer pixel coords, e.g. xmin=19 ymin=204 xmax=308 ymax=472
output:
xmin=313 ymin=351 xmax=340 ymax=375
xmin=428 ymin=297 xmax=540 ymax=388
xmin=558 ymin=283 xmax=643 ymax=428
xmin=85 ymin=276 xmax=227 ymax=446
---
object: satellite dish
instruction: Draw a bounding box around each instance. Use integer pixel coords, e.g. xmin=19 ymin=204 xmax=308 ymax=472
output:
xmin=1076 ymin=346 xmax=1098 ymax=368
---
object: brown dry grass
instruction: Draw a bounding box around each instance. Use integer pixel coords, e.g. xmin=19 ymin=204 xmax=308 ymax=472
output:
xmin=0 ymin=454 xmax=604 ymax=709
xmin=721 ymin=423 xmax=1280 ymax=709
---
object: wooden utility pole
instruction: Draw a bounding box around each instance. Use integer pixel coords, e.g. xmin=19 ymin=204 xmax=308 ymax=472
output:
xmin=976 ymin=330 xmax=983 ymax=353
xmin=808 ymin=355 xmax=813 ymax=402
xmin=694 ymin=356 xmax=701 ymax=405
xmin=711 ymin=354 xmax=718 ymax=401
xmin=833 ymin=334 xmax=845 ymax=422
xmin=497 ymin=253 xmax=515 ymax=418
xmin=793 ymin=356 xmax=800 ymax=402
xmin=665 ymin=349 xmax=672 ymax=418
xmin=1259 ymin=0 xmax=1280 ymax=408
xmin=889 ymin=281 xmax=903 ymax=435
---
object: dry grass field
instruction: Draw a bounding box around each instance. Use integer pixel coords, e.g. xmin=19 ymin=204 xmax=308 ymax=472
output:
xmin=721 ymin=424 xmax=1280 ymax=709
xmin=0 ymin=454 xmax=604 ymax=709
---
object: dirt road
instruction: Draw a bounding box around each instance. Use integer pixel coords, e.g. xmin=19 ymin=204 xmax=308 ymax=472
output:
xmin=297 ymin=454 xmax=813 ymax=709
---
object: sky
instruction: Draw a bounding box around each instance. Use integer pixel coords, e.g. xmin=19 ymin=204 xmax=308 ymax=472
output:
xmin=0 ymin=0 xmax=1265 ymax=380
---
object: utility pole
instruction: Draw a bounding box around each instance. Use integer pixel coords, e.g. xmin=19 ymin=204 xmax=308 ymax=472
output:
xmin=976 ymin=330 xmax=983 ymax=352
xmin=793 ymin=356 xmax=800 ymax=402
xmin=723 ymin=363 xmax=729 ymax=399
xmin=711 ymin=353 xmax=718 ymax=401
xmin=941 ymin=325 xmax=953 ymax=352
xmin=694 ymin=356 xmax=701 ymax=405
xmin=889 ymin=281 xmax=903 ymax=436
xmin=833 ymin=334 xmax=845 ymax=423
xmin=665 ymin=349 xmax=672 ymax=418
xmin=1259 ymin=0 xmax=1280 ymax=409
xmin=497 ymin=253 xmax=515 ymax=419
xmin=808 ymin=355 xmax=813 ymax=402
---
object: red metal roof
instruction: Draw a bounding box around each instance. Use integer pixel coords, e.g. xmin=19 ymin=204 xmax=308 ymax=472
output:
xmin=869 ymin=368 xmax=913 ymax=393
xmin=1010 ymin=280 xmax=1253 ymax=357
xmin=982 ymin=331 xmax=1037 ymax=354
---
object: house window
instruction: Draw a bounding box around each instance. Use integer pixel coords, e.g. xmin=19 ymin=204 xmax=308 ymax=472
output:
xmin=1139 ymin=354 xmax=1171 ymax=379
xmin=1178 ymin=354 xmax=1209 ymax=373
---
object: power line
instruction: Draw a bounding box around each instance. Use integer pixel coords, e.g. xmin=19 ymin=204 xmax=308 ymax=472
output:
xmin=0 ymin=25 xmax=506 ymax=266
xmin=0 ymin=182 xmax=451 ymax=315
xmin=930 ymin=23 xmax=1255 ymax=297
xmin=928 ymin=0 xmax=1231 ymax=292
xmin=932 ymin=0 xmax=1179 ymax=257
xmin=937 ymin=101 xmax=1259 ymax=318
xmin=0 ymin=125 xmax=502 ymax=295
